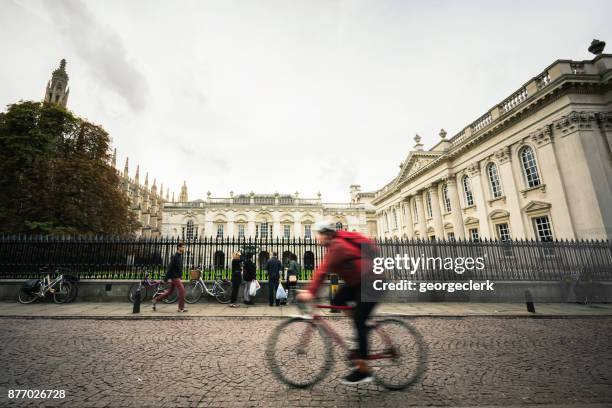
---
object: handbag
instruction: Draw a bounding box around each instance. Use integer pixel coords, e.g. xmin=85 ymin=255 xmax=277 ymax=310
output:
xmin=276 ymin=283 xmax=287 ymax=300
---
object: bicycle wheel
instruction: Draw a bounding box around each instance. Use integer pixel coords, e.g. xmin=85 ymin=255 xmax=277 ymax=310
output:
xmin=184 ymin=281 xmax=203 ymax=304
xmin=214 ymin=280 xmax=232 ymax=304
xmin=18 ymin=288 xmax=39 ymax=304
xmin=367 ymin=318 xmax=426 ymax=390
xmin=128 ymin=284 xmax=148 ymax=303
xmin=266 ymin=317 xmax=334 ymax=388
xmin=53 ymin=281 xmax=75 ymax=304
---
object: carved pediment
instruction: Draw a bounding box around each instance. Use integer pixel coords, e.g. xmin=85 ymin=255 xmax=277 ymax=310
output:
xmin=522 ymin=200 xmax=551 ymax=213
xmin=396 ymin=152 xmax=442 ymax=184
xmin=464 ymin=216 xmax=479 ymax=225
xmin=489 ymin=209 xmax=510 ymax=220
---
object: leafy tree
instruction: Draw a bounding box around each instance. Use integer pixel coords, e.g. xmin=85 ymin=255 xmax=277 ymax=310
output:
xmin=0 ymin=101 xmax=136 ymax=235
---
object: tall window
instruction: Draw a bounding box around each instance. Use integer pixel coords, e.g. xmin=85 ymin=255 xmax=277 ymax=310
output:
xmin=283 ymin=224 xmax=291 ymax=239
xmin=447 ymin=232 xmax=455 ymax=241
xmin=463 ymin=175 xmax=474 ymax=206
xmin=335 ymin=222 xmax=343 ymax=231
xmin=413 ymin=199 xmax=418 ymax=223
xmin=384 ymin=214 xmax=389 ymax=231
xmin=426 ymin=192 xmax=433 ymax=218
xmin=216 ymin=224 xmax=224 ymax=238
xmin=469 ymin=228 xmax=480 ymax=241
xmin=442 ymin=184 xmax=452 ymax=213
xmin=393 ymin=209 xmax=398 ymax=228
xmin=304 ymin=224 xmax=312 ymax=239
xmin=520 ymin=146 xmax=541 ymax=188
xmin=256 ymin=222 xmax=272 ymax=238
xmin=533 ymin=216 xmax=553 ymax=241
xmin=487 ymin=163 xmax=503 ymax=198
xmin=237 ymin=224 xmax=245 ymax=238
xmin=186 ymin=220 xmax=195 ymax=240
xmin=496 ymin=223 xmax=511 ymax=241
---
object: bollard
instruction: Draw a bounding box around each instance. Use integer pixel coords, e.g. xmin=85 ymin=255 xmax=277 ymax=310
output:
xmin=133 ymin=287 xmax=141 ymax=314
xmin=329 ymin=274 xmax=340 ymax=313
xmin=525 ymin=289 xmax=535 ymax=313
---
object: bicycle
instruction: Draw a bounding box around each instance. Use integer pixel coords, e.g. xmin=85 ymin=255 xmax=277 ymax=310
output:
xmin=184 ymin=267 xmax=232 ymax=304
xmin=266 ymin=302 xmax=426 ymax=390
xmin=18 ymin=267 xmax=78 ymax=304
xmin=128 ymin=271 xmax=178 ymax=304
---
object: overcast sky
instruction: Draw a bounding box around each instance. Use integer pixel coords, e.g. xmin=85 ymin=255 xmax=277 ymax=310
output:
xmin=1 ymin=0 xmax=611 ymax=202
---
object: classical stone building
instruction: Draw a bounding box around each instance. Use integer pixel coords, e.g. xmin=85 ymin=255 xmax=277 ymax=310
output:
xmin=372 ymin=42 xmax=612 ymax=241
xmin=161 ymin=185 xmax=376 ymax=239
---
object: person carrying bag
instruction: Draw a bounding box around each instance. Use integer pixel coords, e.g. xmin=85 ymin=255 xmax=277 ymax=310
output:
xmin=242 ymin=254 xmax=257 ymax=305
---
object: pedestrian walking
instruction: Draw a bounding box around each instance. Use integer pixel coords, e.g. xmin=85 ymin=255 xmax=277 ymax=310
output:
xmin=264 ymin=252 xmax=283 ymax=306
xmin=152 ymin=242 xmax=187 ymax=312
xmin=230 ymin=251 xmax=242 ymax=307
xmin=242 ymin=254 xmax=256 ymax=305
xmin=286 ymin=253 xmax=301 ymax=304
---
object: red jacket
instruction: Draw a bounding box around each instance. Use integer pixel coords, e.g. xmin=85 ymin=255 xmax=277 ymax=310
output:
xmin=307 ymin=230 xmax=378 ymax=295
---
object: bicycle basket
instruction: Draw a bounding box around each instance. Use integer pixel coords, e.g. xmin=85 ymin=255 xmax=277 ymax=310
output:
xmin=189 ymin=269 xmax=201 ymax=280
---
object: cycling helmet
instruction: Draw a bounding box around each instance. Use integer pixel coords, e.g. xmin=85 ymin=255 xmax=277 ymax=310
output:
xmin=314 ymin=220 xmax=336 ymax=234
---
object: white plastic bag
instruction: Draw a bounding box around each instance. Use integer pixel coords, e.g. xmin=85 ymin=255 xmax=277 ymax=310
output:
xmin=276 ymin=283 xmax=287 ymax=300
xmin=249 ymin=280 xmax=260 ymax=296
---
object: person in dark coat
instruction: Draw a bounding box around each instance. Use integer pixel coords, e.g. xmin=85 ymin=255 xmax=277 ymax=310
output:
xmin=264 ymin=252 xmax=283 ymax=306
xmin=242 ymin=254 xmax=256 ymax=305
xmin=152 ymin=242 xmax=187 ymax=312
xmin=230 ymin=251 xmax=242 ymax=307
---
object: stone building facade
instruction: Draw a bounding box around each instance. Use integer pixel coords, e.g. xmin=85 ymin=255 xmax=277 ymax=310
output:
xmin=372 ymin=47 xmax=612 ymax=241
xmin=161 ymin=185 xmax=376 ymax=239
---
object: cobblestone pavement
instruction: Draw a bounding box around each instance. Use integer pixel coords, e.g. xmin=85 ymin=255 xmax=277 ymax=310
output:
xmin=0 ymin=317 xmax=611 ymax=407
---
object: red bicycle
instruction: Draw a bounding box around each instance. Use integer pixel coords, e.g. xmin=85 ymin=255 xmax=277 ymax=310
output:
xmin=266 ymin=302 xmax=426 ymax=390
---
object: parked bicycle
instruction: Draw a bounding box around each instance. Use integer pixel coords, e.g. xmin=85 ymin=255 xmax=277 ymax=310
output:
xmin=128 ymin=271 xmax=178 ymax=304
xmin=18 ymin=267 xmax=79 ymax=304
xmin=184 ymin=267 xmax=232 ymax=304
xmin=266 ymin=302 xmax=426 ymax=390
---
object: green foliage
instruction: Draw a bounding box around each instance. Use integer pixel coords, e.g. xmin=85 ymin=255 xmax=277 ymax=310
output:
xmin=0 ymin=101 xmax=136 ymax=235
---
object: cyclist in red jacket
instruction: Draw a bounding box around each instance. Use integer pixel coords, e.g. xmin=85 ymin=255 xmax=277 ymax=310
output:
xmin=297 ymin=221 xmax=380 ymax=385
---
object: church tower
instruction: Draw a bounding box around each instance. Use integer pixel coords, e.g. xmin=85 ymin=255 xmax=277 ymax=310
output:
xmin=179 ymin=181 xmax=188 ymax=202
xmin=44 ymin=59 xmax=70 ymax=108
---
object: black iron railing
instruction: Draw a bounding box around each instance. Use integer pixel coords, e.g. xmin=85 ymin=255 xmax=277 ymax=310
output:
xmin=0 ymin=236 xmax=611 ymax=282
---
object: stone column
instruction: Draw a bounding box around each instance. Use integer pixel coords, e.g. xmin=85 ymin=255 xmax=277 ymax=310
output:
xmin=445 ymin=176 xmax=465 ymax=239
xmin=428 ymin=183 xmax=444 ymax=238
xmin=403 ymin=197 xmax=415 ymax=238
xmin=467 ymin=162 xmax=491 ymax=238
xmin=416 ymin=190 xmax=428 ymax=238
xmin=494 ymin=146 xmax=527 ymax=238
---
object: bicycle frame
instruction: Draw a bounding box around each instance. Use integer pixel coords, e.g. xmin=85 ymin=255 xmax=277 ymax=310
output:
xmin=37 ymin=273 xmax=65 ymax=297
xmin=298 ymin=304 xmax=398 ymax=361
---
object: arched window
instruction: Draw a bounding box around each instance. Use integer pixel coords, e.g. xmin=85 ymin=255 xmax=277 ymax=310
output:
xmin=186 ymin=220 xmax=195 ymax=240
xmin=426 ymin=192 xmax=433 ymax=218
xmin=520 ymin=146 xmax=541 ymax=188
xmin=487 ymin=163 xmax=503 ymax=198
xmin=463 ymin=175 xmax=474 ymax=206
xmin=393 ymin=209 xmax=398 ymax=228
xmin=442 ymin=184 xmax=452 ymax=213
xmin=413 ymin=199 xmax=418 ymax=223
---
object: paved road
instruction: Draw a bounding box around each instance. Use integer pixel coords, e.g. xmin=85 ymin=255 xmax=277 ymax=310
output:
xmin=0 ymin=317 xmax=611 ymax=407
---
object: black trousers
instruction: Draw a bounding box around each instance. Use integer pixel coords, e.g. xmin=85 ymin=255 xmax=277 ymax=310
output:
xmin=332 ymin=284 xmax=377 ymax=359
xmin=268 ymin=279 xmax=279 ymax=306
xmin=230 ymin=271 xmax=241 ymax=303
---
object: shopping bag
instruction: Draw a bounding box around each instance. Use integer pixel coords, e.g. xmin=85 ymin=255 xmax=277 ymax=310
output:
xmin=249 ymin=280 xmax=260 ymax=296
xmin=276 ymin=283 xmax=287 ymax=300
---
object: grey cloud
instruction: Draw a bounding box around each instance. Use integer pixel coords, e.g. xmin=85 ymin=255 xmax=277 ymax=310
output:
xmin=43 ymin=0 xmax=149 ymax=111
